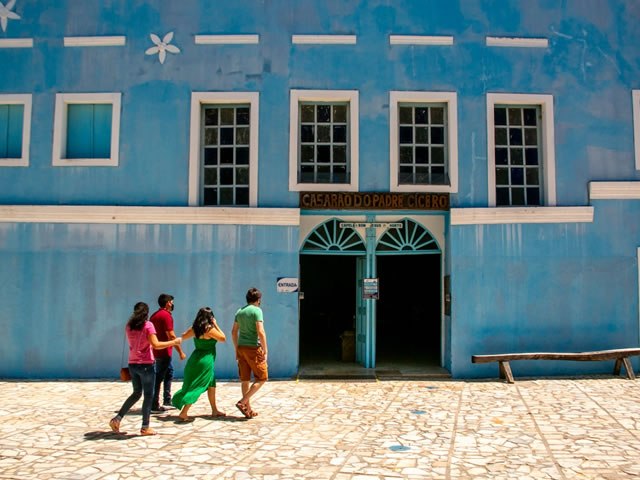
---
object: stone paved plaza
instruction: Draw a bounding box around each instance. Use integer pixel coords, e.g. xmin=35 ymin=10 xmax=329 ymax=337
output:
xmin=1 ymin=377 xmax=640 ymax=479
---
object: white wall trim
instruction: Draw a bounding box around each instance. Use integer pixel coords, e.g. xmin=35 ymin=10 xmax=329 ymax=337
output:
xmin=450 ymin=207 xmax=594 ymax=225
xmin=486 ymin=36 xmax=549 ymax=48
xmin=633 ymin=90 xmax=640 ymax=171
xmin=487 ymin=93 xmax=556 ymax=207
xmin=63 ymin=36 xmax=126 ymax=47
xmin=0 ymin=94 xmax=31 ymax=167
xmin=0 ymin=206 xmax=299 ymax=226
xmin=289 ymin=89 xmax=359 ymax=192
xmin=389 ymin=91 xmax=458 ymax=193
xmin=194 ymin=34 xmax=259 ymax=44
xmin=292 ymin=35 xmax=356 ymax=45
xmin=589 ymin=181 xmax=640 ymax=199
xmin=188 ymin=92 xmax=260 ymax=207
xmin=52 ymin=93 xmax=121 ymax=167
xmin=0 ymin=38 xmax=33 ymax=48
xmin=389 ymin=35 xmax=454 ymax=45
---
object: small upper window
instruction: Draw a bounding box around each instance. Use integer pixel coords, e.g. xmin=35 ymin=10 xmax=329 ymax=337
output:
xmin=390 ymin=92 xmax=457 ymax=193
xmin=52 ymin=93 xmax=121 ymax=167
xmin=289 ymin=90 xmax=359 ymax=192
xmin=0 ymin=94 xmax=31 ymax=167
xmin=487 ymin=93 xmax=556 ymax=207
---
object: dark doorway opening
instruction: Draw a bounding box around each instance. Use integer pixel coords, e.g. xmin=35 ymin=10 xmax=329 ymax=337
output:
xmin=299 ymin=255 xmax=356 ymax=364
xmin=376 ymin=254 xmax=441 ymax=365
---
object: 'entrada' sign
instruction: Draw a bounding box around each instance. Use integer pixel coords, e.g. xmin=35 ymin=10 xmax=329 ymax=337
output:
xmin=300 ymin=192 xmax=450 ymax=211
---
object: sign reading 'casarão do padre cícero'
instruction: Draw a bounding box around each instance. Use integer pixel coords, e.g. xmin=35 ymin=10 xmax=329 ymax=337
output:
xmin=299 ymin=192 xmax=450 ymax=210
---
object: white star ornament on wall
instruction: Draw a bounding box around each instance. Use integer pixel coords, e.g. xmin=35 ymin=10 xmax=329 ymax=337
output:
xmin=0 ymin=0 xmax=21 ymax=33
xmin=145 ymin=32 xmax=180 ymax=64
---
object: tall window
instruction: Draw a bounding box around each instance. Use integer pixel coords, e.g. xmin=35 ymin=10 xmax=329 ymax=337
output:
xmin=299 ymin=102 xmax=349 ymax=184
xmin=201 ymin=105 xmax=250 ymax=206
xmin=0 ymin=94 xmax=31 ymax=167
xmin=487 ymin=93 xmax=556 ymax=207
xmin=493 ymin=105 xmax=542 ymax=206
xmin=189 ymin=92 xmax=259 ymax=207
xmin=390 ymin=91 xmax=458 ymax=193
xmin=289 ymin=90 xmax=359 ymax=192
xmin=52 ymin=93 xmax=121 ymax=167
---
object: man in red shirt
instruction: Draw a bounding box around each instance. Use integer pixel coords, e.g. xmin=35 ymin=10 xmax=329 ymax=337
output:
xmin=150 ymin=293 xmax=186 ymax=412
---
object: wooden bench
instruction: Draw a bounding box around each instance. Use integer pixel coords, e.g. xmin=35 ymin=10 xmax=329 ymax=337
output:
xmin=472 ymin=348 xmax=640 ymax=383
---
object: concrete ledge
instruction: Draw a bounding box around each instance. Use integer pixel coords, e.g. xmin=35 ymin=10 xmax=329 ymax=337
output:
xmin=0 ymin=205 xmax=300 ymax=226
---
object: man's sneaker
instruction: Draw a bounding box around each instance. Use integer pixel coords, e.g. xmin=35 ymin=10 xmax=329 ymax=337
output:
xmin=151 ymin=406 xmax=167 ymax=413
xmin=162 ymin=403 xmax=175 ymax=409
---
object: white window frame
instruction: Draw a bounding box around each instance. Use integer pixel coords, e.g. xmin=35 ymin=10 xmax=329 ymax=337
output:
xmin=289 ymin=89 xmax=359 ymax=192
xmin=0 ymin=94 xmax=31 ymax=167
xmin=52 ymin=93 xmax=121 ymax=167
xmin=390 ymin=91 xmax=458 ymax=193
xmin=487 ymin=93 xmax=556 ymax=207
xmin=189 ymin=92 xmax=260 ymax=207
xmin=633 ymin=90 xmax=640 ymax=171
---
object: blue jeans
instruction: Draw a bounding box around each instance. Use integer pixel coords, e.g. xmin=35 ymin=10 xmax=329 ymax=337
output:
xmin=153 ymin=356 xmax=173 ymax=408
xmin=116 ymin=363 xmax=155 ymax=428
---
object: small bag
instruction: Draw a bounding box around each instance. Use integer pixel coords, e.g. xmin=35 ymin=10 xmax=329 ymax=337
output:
xmin=120 ymin=367 xmax=131 ymax=382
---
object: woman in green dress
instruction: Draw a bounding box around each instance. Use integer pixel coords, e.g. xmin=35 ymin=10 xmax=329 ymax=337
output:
xmin=173 ymin=307 xmax=226 ymax=422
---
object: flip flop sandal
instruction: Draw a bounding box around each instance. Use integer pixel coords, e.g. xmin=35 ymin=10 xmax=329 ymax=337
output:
xmin=140 ymin=427 xmax=157 ymax=436
xmin=235 ymin=401 xmax=252 ymax=419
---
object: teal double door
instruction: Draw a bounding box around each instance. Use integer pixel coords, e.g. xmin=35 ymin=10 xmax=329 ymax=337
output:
xmin=300 ymin=216 xmax=443 ymax=369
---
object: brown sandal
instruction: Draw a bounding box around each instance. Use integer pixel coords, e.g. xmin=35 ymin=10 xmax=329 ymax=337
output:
xmin=140 ymin=427 xmax=157 ymax=436
xmin=109 ymin=418 xmax=120 ymax=433
xmin=235 ymin=401 xmax=251 ymax=419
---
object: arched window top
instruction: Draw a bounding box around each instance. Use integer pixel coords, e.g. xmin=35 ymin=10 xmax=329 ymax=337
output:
xmin=301 ymin=218 xmax=366 ymax=254
xmin=376 ymin=218 xmax=440 ymax=254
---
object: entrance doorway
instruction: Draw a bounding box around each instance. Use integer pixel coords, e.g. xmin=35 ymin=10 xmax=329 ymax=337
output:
xmin=299 ymin=255 xmax=356 ymax=364
xmin=376 ymin=254 xmax=441 ymax=365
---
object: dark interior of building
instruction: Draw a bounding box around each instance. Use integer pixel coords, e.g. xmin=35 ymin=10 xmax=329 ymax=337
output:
xmin=299 ymin=254 xmax=441 ymax=366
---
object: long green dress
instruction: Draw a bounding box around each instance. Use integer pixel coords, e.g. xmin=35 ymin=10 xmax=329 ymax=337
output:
xmin=172 ymin=337 xmax=218 ymax=409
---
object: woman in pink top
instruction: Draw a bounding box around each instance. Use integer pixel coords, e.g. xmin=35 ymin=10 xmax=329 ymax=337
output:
xmin=109 ymin=302 xmax=182 ymax=436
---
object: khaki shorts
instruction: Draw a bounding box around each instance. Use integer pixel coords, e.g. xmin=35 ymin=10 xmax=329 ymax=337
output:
xmin=237 ymin=345 xmax=268 ymax=382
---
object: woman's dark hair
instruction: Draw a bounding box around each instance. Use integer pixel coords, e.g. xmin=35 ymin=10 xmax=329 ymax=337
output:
xmin=246 ymin=287 xmax=262 ymax=304
xmin=127 ymin=302 xmax=149 ymax=331
xmin=192 ymin=307 xmax=215 ymax=338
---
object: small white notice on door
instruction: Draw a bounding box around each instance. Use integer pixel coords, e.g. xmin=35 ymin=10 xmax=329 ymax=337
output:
xmin=277 ymin=277 xmax=299 ymax=293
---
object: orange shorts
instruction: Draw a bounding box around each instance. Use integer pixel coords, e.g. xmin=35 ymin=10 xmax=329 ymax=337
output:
xmin=236 ymin=345 xmax=268 ymax=382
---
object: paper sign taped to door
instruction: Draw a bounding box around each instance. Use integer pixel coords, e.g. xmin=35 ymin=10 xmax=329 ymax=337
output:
xmin=277 ymin=277 xmax=299 ymax=293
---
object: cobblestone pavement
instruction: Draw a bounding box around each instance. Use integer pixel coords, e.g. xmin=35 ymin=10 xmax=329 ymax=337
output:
xmin=1 ymin=377 xmax=640 ymax=479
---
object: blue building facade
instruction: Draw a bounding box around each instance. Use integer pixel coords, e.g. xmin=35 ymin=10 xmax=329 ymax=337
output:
xmin=0 ymin=0 xmax=639 ymax=379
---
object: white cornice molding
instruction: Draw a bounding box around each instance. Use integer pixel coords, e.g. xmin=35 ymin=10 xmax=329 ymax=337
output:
xmin=589 ymin=181 xmax=640 ymax=199
xmin=389 ymin=35 xmax=454 ymax=45
xmin=486 ymin=36 xmax=548 ymax=48
xmin=0 ymin=206 xmax=300 ymax=226
xmin=292 ymin=35 xmax=356 ymax=45
xmin=450 ymin=207 xmax=594 ymax=225
xmin=0 ymin=38 xmax=33 ymax=48
xmin=63 ymin=36 xmax=126 ymax=47
xmin=195 ymin=34 xmax=259 ymax=44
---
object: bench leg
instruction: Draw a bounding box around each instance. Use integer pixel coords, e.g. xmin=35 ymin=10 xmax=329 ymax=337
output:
xmin=622 ymin=357 xmax=636 ymax=380
xmin=499 ymin=361 xmax=515 ymax=384
xmin=614 ymin=358 xmax=622 ymax=376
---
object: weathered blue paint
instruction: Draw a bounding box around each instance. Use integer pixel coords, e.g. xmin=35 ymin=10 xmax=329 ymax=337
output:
xmin=451 ymin=199 xmax=640 ymax=378
xmin=0 ymin=223 xmax=299 ymax=379
xmin=0 ymin=1 xmax=638 ymax=379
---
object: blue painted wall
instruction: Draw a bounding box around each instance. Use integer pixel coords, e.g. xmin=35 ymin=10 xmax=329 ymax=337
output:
xmin=451 ymin=199 xmax=640 ymax=378
xmin=0 ymin=1 xmax=639 ymax=378
xmin=0 ymin=1 xmax=638 ymax=205
xmin=0 ymin=223 xmax=299 ymax=379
